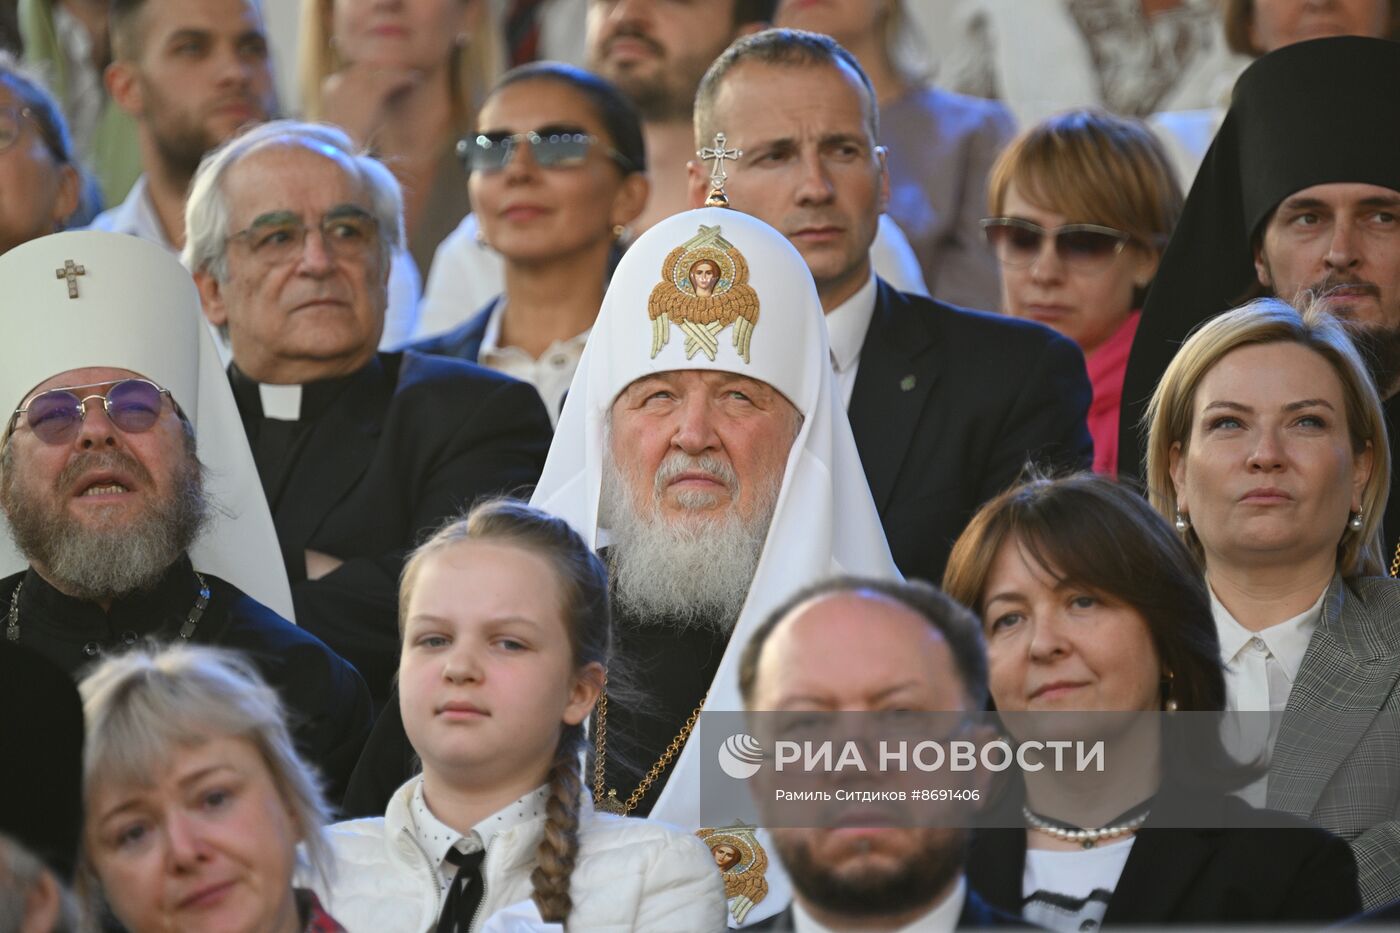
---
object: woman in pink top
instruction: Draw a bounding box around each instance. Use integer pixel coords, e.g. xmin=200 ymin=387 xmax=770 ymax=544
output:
xmin=984 ymin=109 xmax=1182 ymax=475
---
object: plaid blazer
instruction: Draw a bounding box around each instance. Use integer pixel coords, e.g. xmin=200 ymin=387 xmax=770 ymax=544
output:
xmin=1269 ymin=574 xmax=1400 ymax=909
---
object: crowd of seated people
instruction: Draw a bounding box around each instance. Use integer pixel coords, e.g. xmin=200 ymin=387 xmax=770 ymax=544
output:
xmin=8 ymin=2 xmax=1400 ymax=931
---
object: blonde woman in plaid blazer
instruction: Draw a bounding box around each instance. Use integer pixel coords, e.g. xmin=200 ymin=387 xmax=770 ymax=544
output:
xmin=1146 ymin=298 xmax=1400 ymax=908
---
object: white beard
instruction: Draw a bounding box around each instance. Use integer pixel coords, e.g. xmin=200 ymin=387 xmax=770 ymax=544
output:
xmin=599 ymin=451 xmax=780 ymax=631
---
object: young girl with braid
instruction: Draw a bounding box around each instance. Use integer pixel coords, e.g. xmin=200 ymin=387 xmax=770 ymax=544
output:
xmin=307 ymin=499 xmax=726 ymax=932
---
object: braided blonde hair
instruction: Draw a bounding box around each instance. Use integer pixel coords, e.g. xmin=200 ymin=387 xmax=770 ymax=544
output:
xmin=400 ymin=499 xmax=610 ymax=923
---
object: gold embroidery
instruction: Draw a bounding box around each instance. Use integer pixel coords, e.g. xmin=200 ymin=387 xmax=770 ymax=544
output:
xmin=648 ymin=225 xmax=760 ymax=363
xmin=697 ymin=824 xmax=770 ymax=925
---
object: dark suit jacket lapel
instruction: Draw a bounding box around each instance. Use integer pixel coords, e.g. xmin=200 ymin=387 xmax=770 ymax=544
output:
xmin=848 ymin=279 xmax=941 ymax=513
xmin=1102 ymin=799 xmax=1216 ymax=924
xmin=1269 ymin=577 xmax=1400 ymax=816
xmin=274 ymin=356 xmax=391 ymax=553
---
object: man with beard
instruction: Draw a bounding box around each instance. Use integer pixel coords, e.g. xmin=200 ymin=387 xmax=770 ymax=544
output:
xmin=92 ymin=0 xmax=423 ymax=342
xmin=737 ymin=577 xmax=1017 ymax=931
xmin=1120 ymin=38 xmax=1400 ymax=544
xmin=0 ymin=230 xmax=372 ymax=802
xmin=586 ymin=0 xmax=774 ymax=235
xmin=91 ymin=0 xmax=275 ymax=251
xmin=345 ymin=197 xmax=899 ymax=927
xmin=689 ymin=30 xmax=1093 ymax=582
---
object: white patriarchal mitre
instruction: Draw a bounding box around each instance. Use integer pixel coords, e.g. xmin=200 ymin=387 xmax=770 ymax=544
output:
xmin=0 ymin=231 xmax=295 ymax=620
xmin=531 ymin=206 xmax=901 ymax=926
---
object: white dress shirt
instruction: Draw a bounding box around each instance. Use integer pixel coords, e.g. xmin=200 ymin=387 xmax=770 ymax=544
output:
xmin=1211 ymin=584 xmax=1326 ymax=805
xmin=477 ymin=299 xmax=588 ymax=426
xmin=824 ymin=272 xmax=879 ymax=408
xmin=792 ymin=876 xmax=966 ymax=933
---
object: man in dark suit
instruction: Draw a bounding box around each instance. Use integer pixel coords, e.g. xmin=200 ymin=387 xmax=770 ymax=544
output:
xmin=738 ymin=576 xmax=1027 ymax=931
xmin=184 ymin=120 xmax=553 ymax=703
xmin=689 ymin=29 xmax=1092 ymax=581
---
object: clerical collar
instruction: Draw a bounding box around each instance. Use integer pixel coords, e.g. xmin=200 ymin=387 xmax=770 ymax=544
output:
xmin=258 ymin=383 xmax=303 ymax=421
xmin=228 ymin=364 xmax=362 ymax=424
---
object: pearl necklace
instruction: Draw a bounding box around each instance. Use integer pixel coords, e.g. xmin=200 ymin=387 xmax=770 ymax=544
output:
xmin=1022 ymin=806 xmax=1149 ymax=849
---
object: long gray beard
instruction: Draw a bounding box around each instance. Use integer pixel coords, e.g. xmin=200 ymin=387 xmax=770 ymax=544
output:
xmin=0 ymin=447 xmax=210 ymax=601
xmin=600 ymin=453 xmax=780 ymax=632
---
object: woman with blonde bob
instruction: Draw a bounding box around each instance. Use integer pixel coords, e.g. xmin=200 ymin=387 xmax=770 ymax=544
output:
xmin=79 ymin=645 xmax=341 ymax=932
xmin=984 ymin=108 xmax=1182 ymax=476
xmin=1145 ymin=297 xmax=1400 ymax=908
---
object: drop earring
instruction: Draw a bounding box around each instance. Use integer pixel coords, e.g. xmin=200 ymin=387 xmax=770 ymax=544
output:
xmin=1350 ymin=510 xmax=1365 ymax=531
xmin=1174 ymin=511 xmax=1190 ymax=533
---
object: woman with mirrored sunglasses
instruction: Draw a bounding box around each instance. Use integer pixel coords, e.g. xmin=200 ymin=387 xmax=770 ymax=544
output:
xmin=985 ymin=108 xmax=1183 ymax=477
xmin=298 ymin=0 xmax=501 ymax=281
xmin=410 ymin=62 xmax=649 ymax=425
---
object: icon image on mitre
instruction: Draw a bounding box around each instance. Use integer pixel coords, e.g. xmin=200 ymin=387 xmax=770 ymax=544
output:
xmin=697 ymin=824 xmax=769 ymax=925
xmin=648 ymin=224 xmax=760 ymax=363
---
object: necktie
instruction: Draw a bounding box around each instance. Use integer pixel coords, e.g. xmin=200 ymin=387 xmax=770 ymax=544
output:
xmin=436 ymin=847 xmax=487 ymax=933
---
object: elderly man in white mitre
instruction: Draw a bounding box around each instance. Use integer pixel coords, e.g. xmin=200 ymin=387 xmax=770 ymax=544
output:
xmin=529 ymin=187 xmax=901 ymax=927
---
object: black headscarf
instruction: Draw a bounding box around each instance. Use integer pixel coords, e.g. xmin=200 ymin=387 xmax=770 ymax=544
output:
xmin=1118 ymin=36 xmax=1400 ymax=484
xmin=0 ymin=640 xmax=84 ymax=881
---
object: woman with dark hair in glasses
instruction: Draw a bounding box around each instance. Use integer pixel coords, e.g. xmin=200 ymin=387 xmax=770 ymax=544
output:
xmin=412 ymin=62 xmax=649 ymax=425
xmin=983 ymin=109 xmax=1183 ymax=477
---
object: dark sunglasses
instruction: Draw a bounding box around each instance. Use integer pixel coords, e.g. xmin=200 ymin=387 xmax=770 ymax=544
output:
xmin=9 ymin=379 xmax=172 ymax=446
xmin=457 ymin=130 xmax=636 ymax=174
xmin=981 ymin=217 xmax=1133 ymax=271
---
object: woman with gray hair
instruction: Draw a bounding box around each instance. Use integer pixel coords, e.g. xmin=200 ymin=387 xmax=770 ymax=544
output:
xmin=79 ymin=644 xmax=343 ymax=932
xmin=1145 ymin=296 xmax=1400 ymax=908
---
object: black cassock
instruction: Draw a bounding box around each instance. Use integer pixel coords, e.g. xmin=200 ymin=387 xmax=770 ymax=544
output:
xmin=228 ymin=349 xmax=553 ymax=705
xmin=1 ymin=557 xmax=372 ymax=805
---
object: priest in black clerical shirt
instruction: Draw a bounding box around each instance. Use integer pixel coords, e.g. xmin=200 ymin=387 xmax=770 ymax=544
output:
xmin=0 ymin=231 xmax=372 ymax=804
xmin=184 ymin=121 xmax=553 ymax=703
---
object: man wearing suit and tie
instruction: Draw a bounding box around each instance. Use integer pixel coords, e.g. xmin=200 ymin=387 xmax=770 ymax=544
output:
xmin=690 ymin=29 xmax=1093 ymax=581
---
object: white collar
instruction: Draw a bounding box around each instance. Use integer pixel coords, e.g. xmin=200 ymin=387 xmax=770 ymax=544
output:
xmin=479 ymin=297 xmax=508 ymax=356
xmin=258 ymin=383 xmax=303 ymax=421
xmin=824 ymin=273 xmax=878 ymax=374
xmin=479 ymin=297 xmax=591 ymax=360
xmin=1210 ymin=582 xmax=1327 ymax=682
xmin=408 ymin=776 xmax=550 ymax=868
xmin=792 ymin=876 xmax=966 ymax=933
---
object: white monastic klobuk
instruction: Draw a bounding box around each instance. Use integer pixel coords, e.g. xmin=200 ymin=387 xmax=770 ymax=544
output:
xmin=531 ymin=206 xmax=902 ymax=926
xmin=0 ymin=231 xmax=295 ymax=620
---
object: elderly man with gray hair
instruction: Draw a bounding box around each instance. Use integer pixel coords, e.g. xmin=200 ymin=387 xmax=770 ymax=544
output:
xmin=183 ymin=120 xmax=553 ymax=704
